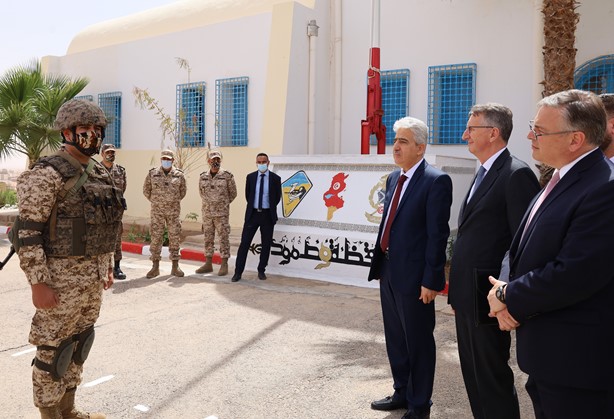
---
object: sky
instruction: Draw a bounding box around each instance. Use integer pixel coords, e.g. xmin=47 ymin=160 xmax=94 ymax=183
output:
xmin=0 ymin=0 xmax=181 ymax=170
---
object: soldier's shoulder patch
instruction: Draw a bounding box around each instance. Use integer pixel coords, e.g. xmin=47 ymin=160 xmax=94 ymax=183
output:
xmin=116 ymin=164 xmax=126 ymax=171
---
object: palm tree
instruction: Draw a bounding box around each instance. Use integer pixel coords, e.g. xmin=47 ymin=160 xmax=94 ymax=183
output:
xmin=0 ymin=60 xmax=89 ymax=167
xmin=537 ymin=0 xmax=579 ymax=186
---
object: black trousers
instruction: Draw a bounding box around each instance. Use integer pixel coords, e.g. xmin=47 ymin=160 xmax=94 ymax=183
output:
xmin=234 ymin=210 xmax=274 ymax=275
xmin=380 ymin=260 xmax=435 ymax=411
xmin=455 ymin=310 xmax=519 ymax=419
xmin=525 ymin=376 xmax=613 ymax=419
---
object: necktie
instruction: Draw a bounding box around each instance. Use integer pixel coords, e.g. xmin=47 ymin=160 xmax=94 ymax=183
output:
xmin=521 ymin=169 xmax=561 ymax=239
xmin=380 ymin=175 xmax=407 ymax=252
xmin=468 ymin=166 xmax=486 ymax=202
xmin=258 ymin=173 xmax=265 ymax=210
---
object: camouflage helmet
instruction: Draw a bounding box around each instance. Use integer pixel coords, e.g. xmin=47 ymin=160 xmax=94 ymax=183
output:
xmin=54 ymin=99 xmax=108 ymax=131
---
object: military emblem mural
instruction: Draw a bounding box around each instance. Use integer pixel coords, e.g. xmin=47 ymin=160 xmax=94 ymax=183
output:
xmin=281 ymin=170 xmax=313 ymax=217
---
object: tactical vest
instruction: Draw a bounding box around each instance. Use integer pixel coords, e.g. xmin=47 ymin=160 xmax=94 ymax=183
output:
xmin=38 ymin=154 xmax=125 ymax=257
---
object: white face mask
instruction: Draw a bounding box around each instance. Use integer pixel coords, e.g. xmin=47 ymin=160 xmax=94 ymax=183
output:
xmin=257 ymin=163 xmax=268 ymax=173
xmin=161 ymin=160 xmax=172 ymax=170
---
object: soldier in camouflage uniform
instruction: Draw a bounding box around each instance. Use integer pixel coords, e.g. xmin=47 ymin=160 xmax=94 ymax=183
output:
xmin=142 ymin=149 xmax=187 ymax=278
xmin=195 ymin=149 xmax=237 ymax=276
xmin=16 ymin=99 xmax=123 ymax=419
xmin=100 ymin=144 xmax=128 ymax=280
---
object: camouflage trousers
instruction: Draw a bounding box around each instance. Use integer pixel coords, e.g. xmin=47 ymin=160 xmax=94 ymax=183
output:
xmin=29 ymin=255 xmax=107 ymax=408
xmin=149 ymin=210 xmax=182 ymax=261
xmin=113 ymin=220 xmax=123 ymax=262
xmin=203 ymin=215 xmax=231 ymax=259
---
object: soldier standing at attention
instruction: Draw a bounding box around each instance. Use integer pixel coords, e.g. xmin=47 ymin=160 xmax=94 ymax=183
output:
xmin=195 ymin=149 xmax=237 ymax=276
xmin=143 ymin=149 xmax=187 ymax=278
xmin=100 ymin=143 xmax=128 ymax=280
xmin=16 ymin=99 xmax=123 ymax=418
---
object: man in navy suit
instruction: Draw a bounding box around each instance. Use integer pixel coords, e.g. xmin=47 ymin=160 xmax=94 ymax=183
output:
xmin=232 ymin=153 xmax=281 ymax=282
xmin=368 ymin=116 xmax=453 ymax=419
xmin=448 ymin=103 xmax=539 ymax=419
xmin=488 ymin=89 xmax=614 ymax=419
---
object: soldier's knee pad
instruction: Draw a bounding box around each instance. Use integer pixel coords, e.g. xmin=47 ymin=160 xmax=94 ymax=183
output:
xmin=73 ymin=325 xmax=95 ymax=365
xmin=33 ymin=338 xmax=76 ymax=381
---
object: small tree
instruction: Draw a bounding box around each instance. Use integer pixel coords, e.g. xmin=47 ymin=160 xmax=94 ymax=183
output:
xmin=0 ymin=60 xmax=89 ymax=167
xmin=133 ymin=57 xmax=206 ymax=173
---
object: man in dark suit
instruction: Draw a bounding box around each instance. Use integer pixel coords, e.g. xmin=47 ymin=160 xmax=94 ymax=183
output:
xmin=368 ymin=116 xmax=453 ymax=419
xmin=448 ymin=103 xmax=540 ymax=419
xmin=488 ymin=89 xmax=614 ymax=419
xmin=232 ymin=152 xmax=281 ymax=282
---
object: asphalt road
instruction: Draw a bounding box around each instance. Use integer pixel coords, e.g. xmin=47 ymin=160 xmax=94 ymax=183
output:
xmin=0 ymin=238 xmax=534 ymax=418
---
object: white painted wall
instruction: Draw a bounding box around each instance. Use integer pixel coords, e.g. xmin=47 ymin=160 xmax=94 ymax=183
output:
xmin=339 ymin=0 xmax=544 ymax=169
xmin=38 ymin=0 xmax=614 ymax=230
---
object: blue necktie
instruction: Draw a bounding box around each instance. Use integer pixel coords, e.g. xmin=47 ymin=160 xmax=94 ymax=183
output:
xmin=258 ymin=174 xmax=265 ymax=210
xmin=469 ymin=166 xmax=486 ymax=201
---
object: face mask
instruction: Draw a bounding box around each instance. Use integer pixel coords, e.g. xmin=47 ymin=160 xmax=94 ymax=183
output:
xmin=161 ymin=160 xmax=172 ymax=170
xmin=211 ymin=161 xmax=221 ymax=169
xmin=69 ymin=129 xmax=103 ymax=156
xmin=257 ymin=164 xmax=268 ymax=173
xmin=104 ymin=154 xmax=115 ymax=163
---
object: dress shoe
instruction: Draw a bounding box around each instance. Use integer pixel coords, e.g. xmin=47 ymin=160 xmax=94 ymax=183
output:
xmin=370 ymin=396 xmax=407 ymax=411
xmin=231 ymin=273 xmax=242 ymax=282
xmin=401 ymin=407 xmax=430 ymax=419
xmin=258 ymin=272 xmax=267 ymax=280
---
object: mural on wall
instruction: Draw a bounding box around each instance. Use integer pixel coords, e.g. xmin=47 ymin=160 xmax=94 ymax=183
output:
xmin=322 ymin=172 xmax=349 ymax=221
xmin=365 ymin=174 xmax=388 ymax=224
xmin=281 ymin=170 xmax=313 ymax=217
xmin=249 ymin=234 xmax=374 ymax=269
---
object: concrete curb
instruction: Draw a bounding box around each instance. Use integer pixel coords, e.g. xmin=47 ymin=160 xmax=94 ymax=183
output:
xmin=121 ymin=241 xmax=221 ymax=264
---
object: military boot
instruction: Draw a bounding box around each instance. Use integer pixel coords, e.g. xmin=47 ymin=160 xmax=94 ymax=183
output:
xmin=146 ymin=260 xmax=160 ymax=279
xmin=195 ymin=259 xmax=213 ymax=274
xmin=113 ymin=260 xmax=126 ymax=280
xmin=171 ymin=260 xmax=184 ymax=277
xmin=217 ymin=258 xmax=229 ymax=276
xmin=59 ymin=387 xmax=106 ymax=419
xmin=39 ymin=406 xmax=62 ymax=419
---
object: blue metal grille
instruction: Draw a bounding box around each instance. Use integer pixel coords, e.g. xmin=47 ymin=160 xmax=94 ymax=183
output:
xmin=574 ymin=55 xmax=614 ymax=94
xmin=428 ymin=63 xmax=476 ymax=145
xmin=378 ymin=69 xmax=410 ymax=145
xmin=176 ymin=82 xmax=206 ymax=147
xmin=216 ymin=77 xmax=249 ymax=146
xmin=74 ymin=95 xmax=93 ymax=101
xmin=98 ymin=92 xmax=122 ymax=148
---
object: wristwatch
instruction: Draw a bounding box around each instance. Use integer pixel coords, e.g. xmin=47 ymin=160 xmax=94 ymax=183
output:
xmin=495 ymin=284 xmax=507 ymax=303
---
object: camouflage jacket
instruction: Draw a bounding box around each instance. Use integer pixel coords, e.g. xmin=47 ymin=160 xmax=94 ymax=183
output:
xmin=103 ymin=163 xmax=127 ymax=193
xmin=143 ymin=166 xmax=187 ymax=211
xmin=199 ymin=169 xmax=237 ymax=217
xmin=16 ymin=156 xmax=116 ymax=285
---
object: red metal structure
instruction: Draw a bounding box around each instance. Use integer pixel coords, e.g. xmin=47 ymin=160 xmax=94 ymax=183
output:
xmin=361 ymin=0 xmax=385 ymax=154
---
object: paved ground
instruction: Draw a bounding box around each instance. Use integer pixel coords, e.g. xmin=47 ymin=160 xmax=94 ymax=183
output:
xmin=0 ymin=237 xmax=535 ymax=419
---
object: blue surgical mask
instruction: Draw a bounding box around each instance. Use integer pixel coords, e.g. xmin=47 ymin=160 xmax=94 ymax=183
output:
xmin=161 ymin=160 xmax=172 ymax=170
xmin=257 ymin=164 xmax=268 ymax=173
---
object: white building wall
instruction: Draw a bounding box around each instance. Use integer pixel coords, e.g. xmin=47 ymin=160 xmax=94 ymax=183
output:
xmin=339 ymin=0 xmax=544 ymax=168
xmin=38 ymin=0 xmax=614 ymax=229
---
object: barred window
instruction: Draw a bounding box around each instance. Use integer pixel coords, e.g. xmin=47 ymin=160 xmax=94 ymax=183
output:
xmin=575 ymin=55 xmax=614 ymax=94
xmin=98 ymin=92 xmax=122 ymax=148
xmin=381 ymin=69 xmax=410 ymax=145
xmin=176 ymin=82 xmax=206 ymax=147
xmin=216 ymin=77 xmax=249 ymax=147
xmin=428 ymin=63 xmax=476 ymax=145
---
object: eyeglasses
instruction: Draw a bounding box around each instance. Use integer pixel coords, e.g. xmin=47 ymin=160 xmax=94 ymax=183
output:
xmin=529 ymin=120 xmax=576 ymax=139
xmin=465 ymin=126 xmax=494 ymax=134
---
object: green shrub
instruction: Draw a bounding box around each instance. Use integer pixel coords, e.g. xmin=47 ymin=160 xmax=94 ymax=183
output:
xmin=0 ymin=189 xmax=17 ymax=207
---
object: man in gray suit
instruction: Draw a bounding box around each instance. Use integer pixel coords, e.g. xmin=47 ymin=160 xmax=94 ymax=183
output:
xmin=448 ymin=104 xmax=540 ymax=419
